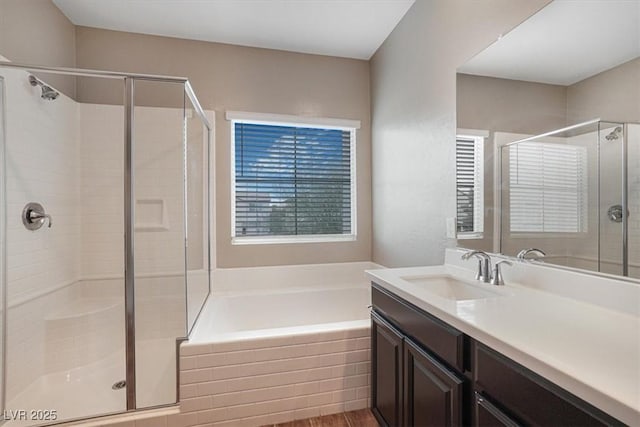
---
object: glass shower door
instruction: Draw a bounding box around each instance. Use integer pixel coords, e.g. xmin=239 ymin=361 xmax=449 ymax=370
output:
xmin=0 ymin=61 xmax=211 ymax=425
xmin=1 ymin=66 xmax=127 ymax=425
xmin=185 ymin=92 xmax=211 ymax=333
xmin=132 ymin=79 xmax=188 ymax=408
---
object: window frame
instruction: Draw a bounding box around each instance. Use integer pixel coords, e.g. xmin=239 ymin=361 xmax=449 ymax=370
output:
xmin=227 ymin=111 xmax=359 ymax=245
xmin=456 ymin=131 xmax=486 ymax=240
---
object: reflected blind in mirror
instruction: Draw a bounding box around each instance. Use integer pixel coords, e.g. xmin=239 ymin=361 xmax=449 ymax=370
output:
xmin=509 ymin=142 xmax=587 ymax=233
xmin=456 ymin=136 xmax=484 ymax=235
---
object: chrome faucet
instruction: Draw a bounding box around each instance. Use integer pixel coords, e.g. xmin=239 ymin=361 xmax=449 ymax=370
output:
xmin=461 ymin=250 xmax=492 ymax=283
xmin=516 ymin=248 xmax=546 ymax=261
xmin=490 ymin=260 xmax=512 ymax=286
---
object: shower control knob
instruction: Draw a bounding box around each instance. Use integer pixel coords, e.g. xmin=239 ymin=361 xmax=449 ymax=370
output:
xmin=607 ymin=204 xmax=624 ymax=223
xmin=22 ymin=202 xmax=52 ymax=230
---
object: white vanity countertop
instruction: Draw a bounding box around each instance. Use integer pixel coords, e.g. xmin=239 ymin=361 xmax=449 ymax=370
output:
xmin=366 ymin=262 xmax=640 ymax=426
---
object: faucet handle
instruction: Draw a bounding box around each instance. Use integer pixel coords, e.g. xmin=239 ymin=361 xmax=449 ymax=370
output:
xmin=491 ymin=260 xmax=512 ymax=286
xmin=461 ymin=250 xmax=492 ymax=283
xmin=516 ymin=248 xmax=546 ymax=260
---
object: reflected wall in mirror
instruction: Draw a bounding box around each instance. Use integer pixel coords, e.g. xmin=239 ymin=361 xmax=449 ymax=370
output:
xmin=455 ymin=0 xmax=640 ymax=279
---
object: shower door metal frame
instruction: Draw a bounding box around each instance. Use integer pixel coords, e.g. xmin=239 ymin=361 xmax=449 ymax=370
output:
xmin=0 ymin=61 xmax=212 ymax=422
xmin=622 ymin=123 xmax=629 ymax=277
xmin=0 ymin=76 xmax=7 ymax=421
xmin=123 ymin=76 xmax=137 ymax=409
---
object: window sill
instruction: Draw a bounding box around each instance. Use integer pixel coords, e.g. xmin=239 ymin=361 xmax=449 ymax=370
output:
xmin=457 ymin=232 xmax=484 ymax=240
xmin=232 ymin=234 xmax=357 ymax=245
xmin=508 ymin=232 xmax=588 ymax=239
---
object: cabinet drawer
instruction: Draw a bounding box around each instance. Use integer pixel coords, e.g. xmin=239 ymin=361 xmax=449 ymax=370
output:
xmin=474 ymin=392 xmax=520 ymax=427
xmin=372 ymin=283 xmax=465 ymax=372
xmin=475 ymin=344 xmax=620 ymax=426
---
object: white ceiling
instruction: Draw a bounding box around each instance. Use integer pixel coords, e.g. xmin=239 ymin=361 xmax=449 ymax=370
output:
xmin=458 ymin=0 xmax=640 ymax=86
xmin=53 ymin=0 xmax=415 ymax=60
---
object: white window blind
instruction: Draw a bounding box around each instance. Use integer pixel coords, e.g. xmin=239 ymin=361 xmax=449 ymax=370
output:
xmin=456 ymin=135 xmax=484 ymax=236
xmin=509 ymin=141 xmax=587 ymax=233
xmin=232 ymin=121 xmax=355 ymax=240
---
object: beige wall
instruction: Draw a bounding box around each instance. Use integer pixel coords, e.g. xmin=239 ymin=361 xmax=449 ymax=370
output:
xmin=75 ymin=27 xmax=372 ymax=267
xmin=0 ymin=0 xmax=76 ymax=98
xmin=456 ymin=74 xmax=567 ymax=251
xmin=370 ymin=0 xmax=551 ymax=267
xmin=457 ymin=74 xmax=567 ymax=135
xmin=567 ymin=57 xmax=640 ymax=124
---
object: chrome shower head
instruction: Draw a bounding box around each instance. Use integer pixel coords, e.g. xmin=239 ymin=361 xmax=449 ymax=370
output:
xmin=40 ymin=85 xmax=59 ymax=101
xmin=605 ymin=126 xmax=622 ymax=141
xmin=29 ymin=75 xmax=59 ymax=101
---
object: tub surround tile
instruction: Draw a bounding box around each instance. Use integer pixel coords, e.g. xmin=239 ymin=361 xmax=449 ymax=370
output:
xmin=134 ymin=417 xmax=168 ymax=427
xmin=179 ymin=343 xmax=212 ymax=356
xmin=318 ymin=403 xmax=345 ymax=416
xmin=180 ymin=396 xmax=213 ymax=413
xmin=177 ymin=330 xmax=372 ymax=426
xmin=165 ymin=413 xmax=198 ymax=427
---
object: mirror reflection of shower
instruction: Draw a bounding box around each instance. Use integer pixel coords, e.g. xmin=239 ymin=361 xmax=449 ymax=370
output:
xmin=499 ymin=119 xmax=639 ymax=279
xmin=605 ymin=126 xmax=622 ymax=141
xmin=28 ymin=74 xmax=59 ymax=101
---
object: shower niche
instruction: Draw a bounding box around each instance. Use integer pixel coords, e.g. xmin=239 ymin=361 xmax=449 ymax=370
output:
xmin=0 ymin=62 xmax=213 ymax=425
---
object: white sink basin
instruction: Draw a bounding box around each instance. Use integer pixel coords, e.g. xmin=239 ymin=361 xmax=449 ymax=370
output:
xmin=400 ymin=274 xmax=504 ymax=301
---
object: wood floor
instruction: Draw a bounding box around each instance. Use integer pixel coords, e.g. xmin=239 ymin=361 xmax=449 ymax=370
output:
xmin=263 ymin=409 xmax=379 ymax=427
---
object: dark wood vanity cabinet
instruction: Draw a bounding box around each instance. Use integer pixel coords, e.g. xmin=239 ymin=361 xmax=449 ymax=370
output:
xmin=370 ymin=283 xmax=624 ymax=427
xmin=371 ymin=285 xmax=468 ymax=427
xmin=372 ymin=311 xmax=404 ymax=427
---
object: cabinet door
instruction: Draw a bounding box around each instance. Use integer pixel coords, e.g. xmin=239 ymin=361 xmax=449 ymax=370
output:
xmin=372 ymin=311 xmax=403 ymax=427
xmin=404 ymin=339 xmax=465 ymax=427
xmin=474 ymin=392 xmax=521 ymax=427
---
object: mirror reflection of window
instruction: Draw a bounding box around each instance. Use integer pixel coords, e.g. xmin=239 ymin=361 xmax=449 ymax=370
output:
xmin=456 ymin=133 xmax=484 ymax=239
xmin=508 ymin=141 xmax=588 ymax=234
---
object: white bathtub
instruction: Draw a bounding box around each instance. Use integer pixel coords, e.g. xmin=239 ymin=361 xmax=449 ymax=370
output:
xmin=190 ymin=287 xmax=371 ymax=343
xmin=180 ymin=261 xmax=380 ymax=427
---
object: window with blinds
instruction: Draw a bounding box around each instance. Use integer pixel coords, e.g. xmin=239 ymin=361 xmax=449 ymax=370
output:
xmin=232 ymin=121 xmax=355 ymax=241
xmin=456 ymin=135 xmax=484 ymax=237
xmin=508 ymin=141 xmax=587 ymax=233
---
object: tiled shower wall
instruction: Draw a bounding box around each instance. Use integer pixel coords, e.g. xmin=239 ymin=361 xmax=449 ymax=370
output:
xmin=79 ymin=103 xmax=189 ymax=279
xmin=3 ymin=65 xmax=81 ymax=398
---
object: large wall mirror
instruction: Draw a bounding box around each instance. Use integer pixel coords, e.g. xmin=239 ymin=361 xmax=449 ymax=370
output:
xmin=455 ymin=0 xmax=639 ymax=279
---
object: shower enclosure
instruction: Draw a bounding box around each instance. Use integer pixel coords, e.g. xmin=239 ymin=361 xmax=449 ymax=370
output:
xmin=499 ymin=119 xmax=639 ymax=279
xmin=0 ymin=61 xmax=212 ymax=425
